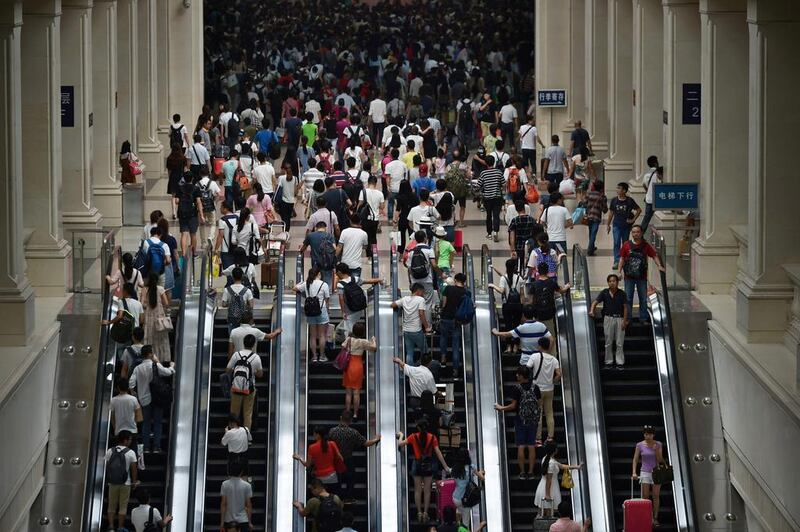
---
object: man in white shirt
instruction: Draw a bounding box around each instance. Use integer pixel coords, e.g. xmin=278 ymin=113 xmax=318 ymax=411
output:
xmin=491 ymin=305 xmax=552 ymax=365
xmin=105 ymin=430 xmax=139 ymax=532
xmin=491 ymin=139 xmax=511 ymax=169
xmin=409 ymin=76 xmax=424 ymax=98
xmin=222 ymin=268 xmax=255 ymax=333
xmin=538 ymin=192 xmax=573 ymax=253
xmin=253 ymin=152 xmax=276 ymax=194
xmin=225 ymin=334 xmax=263 ymax=429
xmin=392 ymin=282 xmax=431 ymax=364
xmin=228 ymin=310 xmax=282 ymax=356
xmin=128 ymin=345 xmax=176 ymax=452
xmin=358 ymin=175 xmax=385 ymax=255
xmin=407 ymin=189 xmax=441 ymax=237
xmin=525 ymin=336 xmax=562 ymax=443
xmin=169 ymin=113 xmax=191 ymax=148
xmin=384 ymin=148 xmax=408 ymax=220
xmin=186 ymin=134 xmax=211 ymax=176
xmin=336 ymin=217 xmax=369 ymax=278
xmin=110 ymin=377 xmax=141 ymax=436
xmin=222 ymin=414 xmax=252 ymax=474
xmin=498 ymin=101 xmax=519 ymax=147
xmin=305 ymin=98 xmax=322 ymax=123
xmin=519 ymin=115 xmax=546 ymax=176
xmin=368 ymin=92 xmax=387 ymax=144
xmin=215 ymin=202 xmax=239 ymax=271
xmin=640 ymin=157 xmax=661 ymax=233
xmin=393 ymin=353 xmax=439 ymax=400
xmin=130 ymin=488 xmax=172 ymax=532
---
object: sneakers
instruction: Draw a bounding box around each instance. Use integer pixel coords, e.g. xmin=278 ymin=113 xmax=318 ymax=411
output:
xmin=518 ymin=472 xmax=527 ymax=480
xmin=493 ymin=231 xmax=499 ymax=242
xmin=486 ymin=233 xmax=493 ymax=239
xmin=535 ymin=439 xmax=543 ymax=447
xmin=319 ymin=354 xmax=329 ymax=362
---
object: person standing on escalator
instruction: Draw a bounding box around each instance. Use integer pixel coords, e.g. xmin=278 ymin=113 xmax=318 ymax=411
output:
xmin=591 ymin=273 xmax=629 ymax=368
xmin=493 ymin=365 xmax=542 ymax=479
xmin=632 ymin=425 xmax=667 ymax=528
xmin=439 ymin=273 xmax=467 ymax=375
xmin=618 ymin=225 xmax=665 ymax=324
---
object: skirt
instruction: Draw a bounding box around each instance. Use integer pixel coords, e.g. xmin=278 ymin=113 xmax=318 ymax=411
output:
xmin=307 ymin=307 xmax=329 ymax=325
xmin=342 ymin=354 xmax=364 ymax=390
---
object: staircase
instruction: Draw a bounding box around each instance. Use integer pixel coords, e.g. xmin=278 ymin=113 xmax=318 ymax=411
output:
xmin=595 ymin=318 xmax=676 ymax=531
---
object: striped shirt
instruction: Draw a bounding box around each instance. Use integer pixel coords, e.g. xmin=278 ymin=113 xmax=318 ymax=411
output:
xmin=478 ymin=168 xmax=504 ymax=199
xmin=510 ymin=320 xmax=552 ymax=354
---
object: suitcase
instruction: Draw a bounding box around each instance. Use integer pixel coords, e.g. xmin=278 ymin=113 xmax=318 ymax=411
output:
xmin=213 ymin=157 xmax=225 ymax=176
xmin=454 ymin=229 xmax=463 ymax=252
xmin=435 ymin=478 xmax=456 ymax=520
xmin=260 ymin=261 xmax=278 ymax=288
xmin=624 ymin=480 xmax=653 ymax=532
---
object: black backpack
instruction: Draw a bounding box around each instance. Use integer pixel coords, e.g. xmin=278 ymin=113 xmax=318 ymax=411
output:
xmin=409 ymin=245 xmax=431 ymax=279
xmin=169 ymin=124 xmax=183 ymax=147
xmin=623 ymin=245 xmax=648 ymax=279
xmin=318 ymin=235 xmax=337 ymax=272
xmin=505 ymin=275 xmax=522 ymax=305
xmin=304 ymin=282 xmax=323 ymax=317
xmin=177 ymin=182 xmax=198 ymax=219
xmin=109 ymin=299 xmax=135 ymax=344
xmin=316 ymin=495 xmax=342 ymax=532
xmin=105 ymin=446 xmax=130 ymax=485
xmin=198 ymin=179 xmax=216 ymax=213
xmin=342 ymin=278 xmax=367 ymax=311
xmin=142 ymin=506 xmax=159 ymax=532
xmin=458 ymin=99 xmax=472 ymax=128
xmin=533 ymin=280 xmax=556 ymax=321
xmin=357 ymin=188 xmax=372 ymax=225
xmin=150 ymin=361 xmax=173 ymax=409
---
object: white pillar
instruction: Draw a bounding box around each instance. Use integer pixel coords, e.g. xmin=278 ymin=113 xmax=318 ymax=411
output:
xmin=661 ymin=0 xmax=701 ymax=183
xmin=632 ymin=0 xmax=664 ymax=178
xmin=568 ymin=0 xmax=586 ymax=130
xmin=0 ymin=0 xmax=35 ymax=345
xmin=21 ymin=0 xmax=71 ymax=296
xmin=604 ymin=0 xmax=635 ymax=185
xmin=60 ymin=0 xmax=102 ymax=231
xmin=583 ymin=0 xmax=609 ymax=156
xmin=535 ymin=0 xmax=573 ymax=142
xmin=735 ymin=0 xmax=800 ymax=340
xmin=691 ymin=0 xmax=748 ymax=294
xmin=116 ymin=0 xmax=137 ymax=151
xmin=167 ymin=0 xmax=203 ymax=133
xmin=91 ymin=0 xmax=121 ymax=226
xmin=135 ymin=0 xmax=162 ymax=180
xmin=155 ymin=0 xmax=170 ymax=149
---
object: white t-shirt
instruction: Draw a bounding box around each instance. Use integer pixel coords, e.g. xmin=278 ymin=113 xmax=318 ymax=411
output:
xmin=405 ymin=244 xmax=436 ymax=283
xmin=235 ymin=217 xmax=261 ymax=253
xmin=431 ymin=191 xmax=455 ymax=227
xmin=642 ymin=167 xmax=660 ymax=204
xmin=222 ymin=263 xmax=257 ymax=287
xmin=404 ymin=364 xmax=437 ymax=397
xmin=368 ymin=98 xmax=387 ymax=123
xmin=171 ymin=123 xmax=189 ymax=148
xmin=218 ymin=214 xmax=239 ymax=253
xmin=492 ymin=150 xmax=511 ymax=168
xmin=519 ymin=125 xmax=538 ymax=150
xmin=129 ymin=360 xmax=175 ymax=407
xmin=499 ymin=103 xmax=518 ymax=123
xmin=141 ymin=237 xmax=171 ymax=264
xmin=303 ymin=168 xmax=326 ymax=192
xmin=104 ymin=446 xmax=137 ymax=485
xmin=526 ymin=352 xmax=561 ymax=392
xmin=229 ymin=323 xmax=267 ymax=353
xmin=504 ymin=167 xmax=529 ymax=185
xmin=131 ymin=504 xmax=163 ymax=532
xmin=505 ymin=203 xmax=532 ymax=226
xmin=277 ymin=175 xmax=297 ymax=203
xmin=510 ymin=320 xmax=552 ymax=357
xmin=338 ymin=227 xmax=369 ymax=269
xmin=296 ymin=279 xmax=330 ymax=310
xmin=305 ymin=99 xmax=322 ymax=123
xmin=361 ymin=188 xmax=384 ymax=221
xmin=221 ymin=426 xmax=252 ymax=454
xmin=496 ymin=273 xmax=525 ymax=302
xmin=343 ymin=146 xmax=364 ymax=172
xmin=116 ymin=296 xmax=144 ymax=327
xmin=395 ymin=294 xmax=426 ymax=332
xmin=541 ymin=205 xmax=571 ymax=242
xmin=198 ymin=176 xmax=222 ymax=202
xmin=110 ymin=394 xmax=140 ymax=434
xmin=385 ymin=159 xmax=408 ymax=192
xmin=408 ymin=204 xmax=441 ymax=232
xmin=223 ymin=284 xmax=254 ymax=307
xmin=253 ymin=163 xmax=276 ymax=193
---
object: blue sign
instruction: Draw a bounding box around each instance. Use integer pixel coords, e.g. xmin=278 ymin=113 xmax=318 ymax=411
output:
xmin=682 ymin=83 xmax=700 ymax=125
xmin=652 ymin=183 xmax=699 ymax=210
xmin=61 ymin=85 xmax=74 ymax=127
xmin=537 ymin=89 xmax=567 ymax=108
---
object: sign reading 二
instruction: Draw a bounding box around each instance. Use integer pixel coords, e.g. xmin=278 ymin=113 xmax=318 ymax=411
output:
xmin=537 ymin=89 xmax=567 ymax=108
xmin=652 ymin=183 xmax=699 ymax=210
xmin=682 ymin=83 xmax=700 ymax=125
xmin=61 ymin=85 xmax=74 ymax=127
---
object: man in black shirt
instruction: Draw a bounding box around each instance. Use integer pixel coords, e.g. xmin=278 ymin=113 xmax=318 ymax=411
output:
xmin=439 ymin=273 xmax=467 ymax=375
xmin=508 ymin=199 xmax=544 ymax=273
xmin=590 ymin=273 xmax=629 ymax=368
xmin=328 ymin=410 xmax=381 ymax=503
xmin=531 ymin=263 xmax=571 ymax=338
xmin=568 ymin=120 xmax=592 ymax=156
xmin=322 ymin=177 xmax=352 ymax=233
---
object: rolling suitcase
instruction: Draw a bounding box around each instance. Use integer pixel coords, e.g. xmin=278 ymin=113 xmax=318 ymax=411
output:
xmin=624 ymin=479 xmax=653 ymax=532
xmin=261 ymin=261 xmax=278 ymax=288
xmin=454 ymin=229 xmax=463 ymax=252
xmin=435 ymin=478 xmax=456 ymax=520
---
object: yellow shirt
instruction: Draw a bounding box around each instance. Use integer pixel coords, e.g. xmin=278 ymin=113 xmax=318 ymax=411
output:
xmin=402 ymin=150 xmax=418 ymax=169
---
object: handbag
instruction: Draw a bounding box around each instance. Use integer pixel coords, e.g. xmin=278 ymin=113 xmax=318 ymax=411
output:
xmin=461 ymin=465 xmax=482 ymax=507
xmin=652 ymin=463 xmax=674 ymax=484
xmin=332 ymin=338 xmax=352 ymax=371
xmin=130 ymin=160 xmax=143 ymax=176
xmin=560 ymin=467 xmax=574 ymax=489
xmin=155 ymin=316 xmax=173 ymax=332
xmin=571 ymin=206 xmax=587 ymax=225
xmin=333 ymin=451 xmax=347 ymax=474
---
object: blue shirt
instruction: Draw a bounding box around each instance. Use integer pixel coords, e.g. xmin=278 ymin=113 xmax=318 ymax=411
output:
xmin=412 ymin=177 xmax=437 ymax=197
xmin=253 ymin=129 xmax=278 ymax=153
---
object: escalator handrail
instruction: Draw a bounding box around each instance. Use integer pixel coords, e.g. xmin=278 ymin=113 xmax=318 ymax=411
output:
xmin=648 ymin=228 xmax=697 ymax=532
xmin=392 ymin=249 xmax=409 ymax=530
xmin=81 ymin=235 xmax=117 ymax=532
xmin=293 ymin=251 xmax=306 ymax=531
xmin=571 ymin=244 xmax=616 ymax=530
xmin=480 ymin=244 xmax=512 ymax=530
xmin=366 ymin=247 xmax=380 ymax=530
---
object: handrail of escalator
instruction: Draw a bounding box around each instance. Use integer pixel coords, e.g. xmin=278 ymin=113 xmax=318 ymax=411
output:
xmin=366 ymin=247 xmax=380 ymax=530
xmin=391 ymin=248 xmax=409 ymax=530
xmin=571 ymin=244 xmax=616 ymax=530
xmin=293 ymin=251 xmax=307 ymax=531
xmin=555 ymin=253 xmax=590 ymax=520
xmin=479 ymin=244 xmax=512 ymax=530
xmin=648 ymin=228 xmax=697 ymax=532
xmin=81 ymin=233 xmax=117 ymax=532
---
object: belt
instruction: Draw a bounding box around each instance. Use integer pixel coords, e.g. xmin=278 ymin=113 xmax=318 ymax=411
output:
xmin=605 ymin=314 xmax=624 ymax=318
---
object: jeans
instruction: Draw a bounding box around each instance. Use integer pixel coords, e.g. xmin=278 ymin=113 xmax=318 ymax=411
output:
xmin=438 ymin=319 xmax=463 ymax=372
xmin=587 ymin=220 xmax=600 ymax=252
xmin=624 ymin=278 xmax=649 ymax=321
xmin=641 ymin=203 xmax=654 ymax=234
xmin=443 ymin=225 xmax=455 ymax=242
xmin=484 ymin=197 xmax=503 ymax=234
xmin=387 ymin=191 xmax=397 ymax=220
xmin=404 ymin=330 xmax=427 ymax=364
xmin=612 ymin=224 xmax=632 ymax=265
xmin=141 ymin=403 xmax=164 ymax=450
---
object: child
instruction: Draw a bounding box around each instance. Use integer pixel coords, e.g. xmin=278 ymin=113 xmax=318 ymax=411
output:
xmin=433 ymin=148 xmax=447 ymax=180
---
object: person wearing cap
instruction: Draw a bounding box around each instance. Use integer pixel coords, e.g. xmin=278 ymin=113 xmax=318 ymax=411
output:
xmin=433 ymin=225 xmax=456 ymax=278
xmin=632 ymin=425 xmax=667 ymax=527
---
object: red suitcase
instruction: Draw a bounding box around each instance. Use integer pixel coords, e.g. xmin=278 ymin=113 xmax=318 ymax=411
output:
xmin=213 ymin=157 xmax=225 ymax=176
xmin=435 ymin=478 xmax=456 ymax=520
xmin=624 ymin=480 xmax=653 ymax=532
xmin=454 ymin=229 xmax=463 ymax=252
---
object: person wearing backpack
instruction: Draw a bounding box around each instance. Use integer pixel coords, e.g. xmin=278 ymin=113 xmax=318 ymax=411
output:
xmin=141 ymin=273 xmax=173 ymax=362
xmin=225 ymin=334 xmax=262 ymax=429
xmin=197 ymin=166 xmax=222 ymax=246
xmin=293 ymin=267 xmax=331 ymax=362
xmin=215 ymin=201 xmax=239 ymax=271
xmin=222 ymin=267 xmax=255 ymax=334
xmin=357 ymin=176 xmax=385 ymax=257
xmin=292 ymin=478 xmax=344 ymax=532
xmin=525 ymin=337 xmax=562 ymax=444
xmin=104 ymin=430 xmax=139 ymax=531
xmin=129 ymin=345 xmax=175 ymax=453
xmin=219 ymin=462 xmax=254 ymax=532
xmin=439 ymin=273 xmax=468 ymax=374
xmin=618 ymin=224 xmax=665 ymax=323
xmin=492 ymin=304 xmax=552 ymax=366
xmin=140 ymin=226 xmax=172 ymax=286
xmin=130 ymin=487 xmax=172 ymax=532
xmin=444 ymin=150 xmax=470 ymax=228
xmin=392 ymin=282 xmax=432 ymax=364
xmin=119 ymin=326 xmax=145 ymax=378
xmin=526 ymin=233 xmax=562 ymax=282
xmin=494 ymin=365 xmax=542 ymax=479
xmin=169 ymin=113 xmax=190 ymax=148
xmin=103 ymin=282 xmax=144 ymax=343
xmin=404 ymin=230 xmax=440 ymax=317
xmin=301 ymin=220 xmax=338 ymax=290
xmin=431 ymin=179 xmax=456 ymax=242
xmin=397 ymin=418 xmax=452 ymax=524
xmin=488 ymin=258 xmax=525 ymax=354
xmin=530 ymin=262 xmax=571 ymax=337
xmin=335 ymin=262 xmax=382 ymax=332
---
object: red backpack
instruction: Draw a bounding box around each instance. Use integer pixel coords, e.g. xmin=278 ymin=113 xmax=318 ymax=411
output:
xmin=508 ymin=167 xmax=521 ymax=193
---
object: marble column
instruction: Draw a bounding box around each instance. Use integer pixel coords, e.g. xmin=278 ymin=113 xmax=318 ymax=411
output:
xmin=583 ymin=0 xmax=609 ymax=157
xmin=604 ymin=0 xmax=635 ymax=185
xmin=116 ymin=0 xmax=137 ymax=152
xmin=135 ymin=0 xmax=162 ymax=180
xmin=735 ymin=1 xmax=800 ymax=340
xmin=0 ymin=0 xmax=35 ymax=345
xmin=60 ymin=0 xmax=102 ymax=232
xmin=632 ymin=0 xmax=664 ymax=178
xmin=91 ymin=0 xmax=121 ymax=226
xmin=661 ymin=0 xmax=701 ymax=183
xmin=21 ymin=0 xmax=71 ymax=296
xmin=167 ymin=0 xmax=203 ymax=135
xmin=155 ymin=0 xmax=170 ymax=150
xmin=691 ymin=0 xmax=748 ymax=294
xmin=568 ymin=0 xmax=586 ymax=133
xmin=535 ymin=0 xmax=573 ymax=142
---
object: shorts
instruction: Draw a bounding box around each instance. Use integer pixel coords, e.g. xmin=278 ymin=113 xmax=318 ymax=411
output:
xmin=410 ymin=457 xmax=436 ymax=477
xmin=514 ymin=418 xmax=537 ymax=446
xmin=455 ymin=196 xmax=467 ymax=208
xmin=107 ymin=484 xmax=131 ymax=515
xmin=639 ymin=471 xmax=654 ymax=485
xmin=307 ymin=307 xmax=329 ymax=325
xmin=178 ymin=216 xmax=199 ymax=234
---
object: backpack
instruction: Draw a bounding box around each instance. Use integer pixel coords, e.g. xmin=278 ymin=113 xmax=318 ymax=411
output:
xmin=505 ymin=275 xmax=522 ymax=304
xmin=316 ymin=494 xmax=343 ymax=532
xmin=221 ymin=215 xmax=239 ymax=249
xmin=445 ymin=163 xmax=470 ymax=199
xmin=150 ymin=361 xmax=173 ymax=408
xmin=123 ymin=346 xmax=145 ymax=375
xmin=534 ymin=248 xmax=558 ymax=277
xmin=436 ymin=191 xmax=454 ymax=221
xmin=533 ymin=280 xmax=556 ymax=321
xmin=409 ymin=245 xmax=431 ymax=279
xmin=169 ymin=124 xmax=183 ymax=147
xmin=343 ymin=278 xmax=367 ymax=311
xmin=227 ymin=114 xmax=240 ymax=146
xmin=230 ymin=352 xmax=255 ymax=395
xmin=318 ymin=235 xmax=336 ymax=272
xmin=357 ymin=188 xmax=372 ymax=225
xmin=455 ymin=289 xmax=476 ymax=324
xmin=508 ymin=167 xmax=521 ymax=193
xmin=142 ymin=239 xmax=165 ymax=276
xmin=226 ymin=286 xmax=247 ymax=326
xmin=415 ymin=433 xmax=435 ymax=476
xmin=177 ymin=183 xmax=198 ymax=219
xmin=198 ymin=179 xmax=216 ymax=213
xmin=142 ymin=506 xmax=159 ymax=532
xmin=457 ymin=99 xmax=472 ymax=128
xmin=109 ymin=299 xmax=135 ymax=344
xmin=517 ymin=382 xmax=541 ymax=426
xmin=303 ymin=282 xmax=323 ymax=317
xmin=493 ymin=152 xmax=506 ymax=170
xmin=240 ymin=140 xmax=254 ymax=158
xmin=268 ymin=140 xmax=282 ymax=160
xmin=623 ymin=244 xmax=648 ymax=279
xmin=105 ymin=446 xmax=130 ymax=485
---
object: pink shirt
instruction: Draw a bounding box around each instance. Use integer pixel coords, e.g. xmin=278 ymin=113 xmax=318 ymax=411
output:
xmin=245 ymin=194 xmax=273 ymax=226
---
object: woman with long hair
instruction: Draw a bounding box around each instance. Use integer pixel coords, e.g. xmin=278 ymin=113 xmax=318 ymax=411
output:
xmin=292 ymin=267 xmax=330 ymax=362
xmin=450 ymin=448 xmax=486 ymax=510
xmin=221 ymin=247 xmax=258 ymax=297
xmin=534 ymin=441 xmax=583 ymax=516
xmin=489 ymin=258 xmax=525 ymax=353
xmin=527 ymin=233 xmax=561 ymax=280
xmin=292 ymin=425 xmax=345 ymax=493
xmin=106 ymin=250 xmax=143 ymax=298
xmin=157 ymin=218 xmax=179 ymax=303
xmin=141 ymin=273 xmax=172 ymax=362
xmin=245 ymin=182 xmax=276 ymax=227
xmin=120 ymin=140 xmax=140 ymax=184
xmin=394 ymin=179 xmax=419 ymax=250
xmin=632 ymin=425 xmax=667 ymax=527
xmin=165 ymin=142 xmax=188 ymax=219
xmin=397 ymin=418 xmax=451 ymax=523
xmin=341 ymin=322 xmax=376 ymax=419
xmin=275 ymin=162 xmax=298 ymax=223
xmin=234 ymin=206 xmax=264 ymax=264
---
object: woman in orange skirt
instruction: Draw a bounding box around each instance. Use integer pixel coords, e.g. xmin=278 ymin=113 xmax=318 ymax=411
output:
xmin=342 ymin=322 xmax=376 ymax=420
